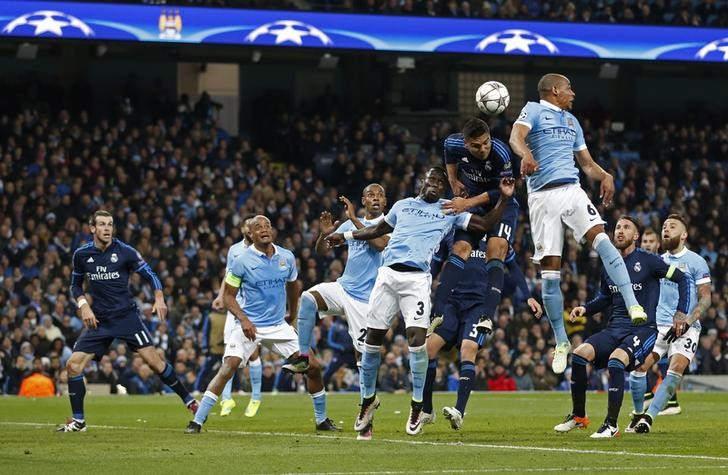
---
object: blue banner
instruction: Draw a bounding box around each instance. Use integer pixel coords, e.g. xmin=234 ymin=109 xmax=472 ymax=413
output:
xmin=1 ymin=1 xmax=727 ymax=63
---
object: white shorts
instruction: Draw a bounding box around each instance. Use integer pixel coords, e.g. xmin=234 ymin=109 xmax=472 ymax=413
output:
xmin=309 ymin=281 xmax=370 ymax=353
xmin=367 ymin=266 xmax=431 ymax=331
xmin=224 ymin=311 xmax=236 ymax=344
xmin=528 ymin=183 xmax=606 ymax=262
xmin=224 ymin=322 xmax=299 ymax=364
xmin=651 ymin=324 xmax=700 ymax=362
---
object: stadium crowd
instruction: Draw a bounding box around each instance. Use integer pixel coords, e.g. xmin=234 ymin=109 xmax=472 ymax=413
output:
xmin=0 ymin=85 xmax=726 ymax=399
xmin=121 ymin=0 xmax=728 ymax=27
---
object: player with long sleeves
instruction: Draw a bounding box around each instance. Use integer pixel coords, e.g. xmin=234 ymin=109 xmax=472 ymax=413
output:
xmin=554 ymin=216 xmax=689 ymax=438
xmin=423 ymin=239 xmax=543 ymax=430
xmin=57 ymin=210 xmax=197 ymax=432
xmin=510 ymin=73 xmax=647 ymax=375
xmin=431 ymin=118 xmax=519 ymax=335
xmin=326 ymin=168 xmax=515 ymax=436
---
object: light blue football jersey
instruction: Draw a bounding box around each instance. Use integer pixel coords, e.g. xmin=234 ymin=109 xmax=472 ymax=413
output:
xmin=383 ymin=197 xmax=471 ymax=272
xmin=656 ymin=248 xmax=711 ymax=329
xmin=335 ymin=215 xmax=385 ymax=302
xmin=226 ymin=240 xmax=249 ymax=308
xmin=514 ymin=100 xmax=586 ymax=193
xmin=226 ymin=244 xmax=298 ymax=327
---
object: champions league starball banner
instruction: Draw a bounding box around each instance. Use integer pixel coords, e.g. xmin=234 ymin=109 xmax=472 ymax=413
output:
xmin=1 ymin=1 xmax=727 ymax=63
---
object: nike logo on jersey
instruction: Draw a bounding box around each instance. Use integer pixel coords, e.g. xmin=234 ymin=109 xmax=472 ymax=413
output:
xmin=87 ymin=257 xmax=94 ymax=262
xmin=544 ymin=116 xmax=553 ymax=121
xmin=461 ymin=157 xmax=469 ymax=163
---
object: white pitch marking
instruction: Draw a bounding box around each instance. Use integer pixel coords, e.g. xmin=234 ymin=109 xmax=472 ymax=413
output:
xmin=4 ymin=422 xmax=728 ymax=463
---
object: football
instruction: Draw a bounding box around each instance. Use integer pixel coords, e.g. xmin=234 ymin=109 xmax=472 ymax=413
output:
xmin=475 ymin=81 xmax=510 ymax=115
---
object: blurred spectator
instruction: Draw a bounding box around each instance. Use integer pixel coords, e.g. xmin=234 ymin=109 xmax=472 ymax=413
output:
xmin=18 ymin=357 xmax=55 ymax=397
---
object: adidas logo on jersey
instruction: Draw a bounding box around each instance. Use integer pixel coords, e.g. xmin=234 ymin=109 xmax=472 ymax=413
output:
xmin=87 ymin=257 xmax=94 ymax=263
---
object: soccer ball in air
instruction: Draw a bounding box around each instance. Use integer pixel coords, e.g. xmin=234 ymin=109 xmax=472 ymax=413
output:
xmin=475 ymin=81 xmax=510 ymax=115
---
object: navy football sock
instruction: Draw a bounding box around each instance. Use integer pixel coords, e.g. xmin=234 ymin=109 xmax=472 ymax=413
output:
xmin=159 ymin=362 xmax=193 ymax=405
xmin=455 ymin=361 xmax=475 ymax=415
xmin=607 ymin=359 xmax=626 ymax=426
xmin=480 ymin=259 xmax=504 ymax=319
xmin=423 ymin=359 xmax=438 ymax=414
xmin=68 ymin=375 xmax=86 ymax=421
xmin=571 ymin=354 xmax=588 ymax=418
xmin=432 ymin=255 xmax=466 ymax=316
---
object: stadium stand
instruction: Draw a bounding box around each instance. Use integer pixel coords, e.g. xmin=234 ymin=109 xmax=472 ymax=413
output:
xmin=1 ymin=76 xmax=726 ymax=397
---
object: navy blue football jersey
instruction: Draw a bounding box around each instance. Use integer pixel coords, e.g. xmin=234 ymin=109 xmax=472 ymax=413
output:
xmin=71 ymin=239 xmax=162 ymax=320
xmin=584 ymin=248 xmax=689 ymax=329
xmin=444 ymin=133 xmax=515 ymax=210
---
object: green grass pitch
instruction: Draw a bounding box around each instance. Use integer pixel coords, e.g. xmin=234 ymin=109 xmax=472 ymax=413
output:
xmin=2 ymin=392 xmax=727 ymax=474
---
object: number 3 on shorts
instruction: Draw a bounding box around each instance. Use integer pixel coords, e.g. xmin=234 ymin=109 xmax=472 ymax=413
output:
xmin=632 ymin=336 xmax=641 ymax=347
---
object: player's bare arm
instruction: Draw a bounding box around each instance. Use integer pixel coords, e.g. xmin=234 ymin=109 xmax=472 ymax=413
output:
xmin=442 ymin=191 xmax=492 ymax=215
xmin=528 ymin=298 xmax=543 ymax=319
xmin=574 ymin=149 xmax=614 ymax=206
xmin=465 ymin=178 xmax=515 ymax=233
xmin=570 ymin=306 xmax=586 ymax=322
xmin=315 ymin=211 xmax=339 ymax=254
xmin=325 ymin=219 xmax=394 ymax=247
xmin=689 ymin=283 xmax=712 ymax=326
xmin=212 ymin=277 xmax=226 ymax=311
xmin=509 ymin=123 xmax=537 ymax=176
xmin=446 ymin=163 xmax=467 ymax=198
xmin=340 ymin=195 xmax=390 ymax=251
xmin=223 ymin=282 xmax=256 ymax=340
xmin=286 ymin=279 xmax=302 ymax=325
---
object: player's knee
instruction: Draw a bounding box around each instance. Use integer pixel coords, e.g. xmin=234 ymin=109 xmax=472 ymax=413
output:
xmin=573 ymin=344 xmax=592 ymax=361
xmin=451 ymin=240 xmax=472 ymax=259
xmin=486 ymin=237 xmax=509 ymax=260
xmin=365 ymin=328 xmax=386 ymax=346
xmin=460 ymin=341 xmax=478 ymax=362
xmin=406 ymin=327 xmax=426 ymax=348
xmin=609 ymin=349 xmax=630 ymax=366
xmin=590 ymin=230 xmax=609 ymax=249
xmin=220 ymin=358 xmax=239 ymax=378
xmin=669 ymin=358 xmax=689 ymax=374
xmin=539 ymin=256 xmax=561 ymax=271
xmin=306 ymin=363 xmax=322 ymax=380
xmin=303 ymin=290 xmax=325 ymax=312
xmin=66 ymin=357 xmax=86 ymax=377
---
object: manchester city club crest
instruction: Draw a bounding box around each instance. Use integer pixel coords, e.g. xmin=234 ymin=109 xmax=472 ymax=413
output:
xmin=159 ymin=9 xmax=182 ymax=40
xmin=634 ymin=262 xmax=641 ymax=272
xmin=279 ymin=258 xmax=287 ymax=269
xmin=111 ymin=253 xmax=118 ymax=263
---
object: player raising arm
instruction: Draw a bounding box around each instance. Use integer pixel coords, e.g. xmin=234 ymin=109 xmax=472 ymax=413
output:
xmin=326 ymin=168 xmax=514 ymax=437
xmin=510 ymin=73 xmax=646 ymax=375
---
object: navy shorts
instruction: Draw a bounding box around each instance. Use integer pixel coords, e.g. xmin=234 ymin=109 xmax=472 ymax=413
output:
xmin=453 ymin=200 xmax=520 ymax=249
xmin=434 ymin=298 xmax=488 ymax=350
xmin=73 ymin=308 xmax=154 ymax=360
xmin=585 ymin=325 xmax=658 ymax=370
